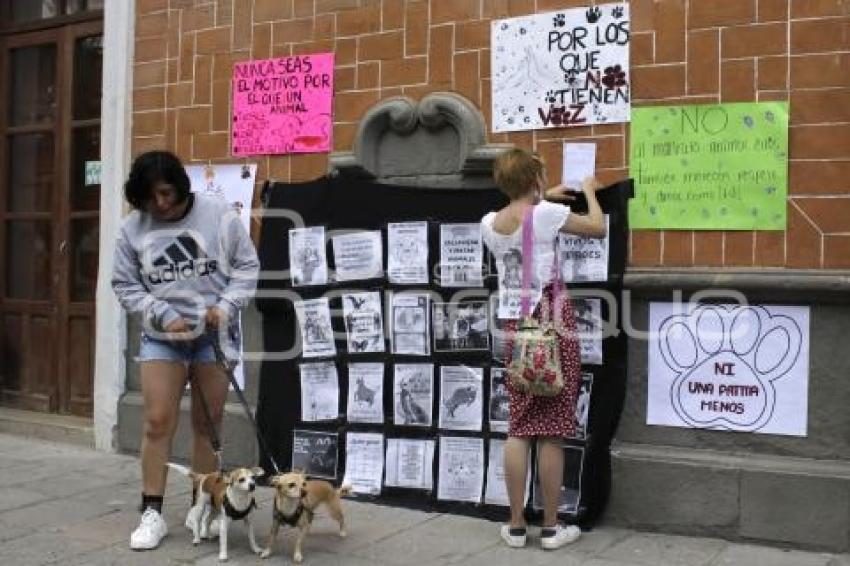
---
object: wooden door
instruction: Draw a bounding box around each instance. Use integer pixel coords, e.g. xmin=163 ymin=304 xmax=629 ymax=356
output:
xmin=0 ymin=6 xmax=103 ymax=417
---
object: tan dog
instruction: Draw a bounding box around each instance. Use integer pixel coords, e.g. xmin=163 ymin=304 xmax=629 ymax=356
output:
xmin=261 ymin=471 xmax=351 ymax=563
xmin=168 ymin=463 xmax=264 ymax=561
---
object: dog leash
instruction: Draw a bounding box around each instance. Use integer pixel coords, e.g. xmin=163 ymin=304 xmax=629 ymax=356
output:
xmin=186 ymin=343 xmax=225 ymax=473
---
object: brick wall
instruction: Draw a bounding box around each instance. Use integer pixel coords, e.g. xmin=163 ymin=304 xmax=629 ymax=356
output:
xmin=132 ymin=0 xmax=850 ymax=269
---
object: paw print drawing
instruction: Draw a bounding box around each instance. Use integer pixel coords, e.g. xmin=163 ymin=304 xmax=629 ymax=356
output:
xmin=602 ymin=65 xmax=628 ymax=88
xmin=544 ymin=90 xmax=558 ymax=104
xmin=586 ymin=6 xmax=602 ymax=23
xmin=612 ymin=6 xmax=625 ymax=19
xmin=658 ymin=305 xmax=802 ymax=431
xmin=553 ymin=13 xmax=566 ymax=27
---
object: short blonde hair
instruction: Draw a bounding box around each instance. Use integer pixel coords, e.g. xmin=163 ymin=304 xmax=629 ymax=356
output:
xmin=493 ymin=148 xmax=544 ymax=199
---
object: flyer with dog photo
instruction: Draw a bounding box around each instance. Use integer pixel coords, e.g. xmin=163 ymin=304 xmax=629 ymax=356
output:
xmin=332 ymin=230 xmax=383 ymax=282
xmin=294 ymin=298 xmax=336 ymax=359
xmin=343 ymin=432 xmax=384 ymax=495
xmin=390 ymin=292 xmax=431 ymax=356
xmin=292 ymin=429 xmax=339 ymax=480
xmin=387 ymin=221 xmax=429 ymax=284
xmin=489 ymin=368 xmax=510 ymax=433
xmin=438 ymin=366 xmax=484 ymax=432
xmin=289 ymin=226 xmax=328 ymax=286
xmin=385 ymin=438 xmax=435 ymax=489
xmin=393 ymin=364 xmax=433 ymax=427
xmin=342 ymin=291 xmax=385 ymax=354
xmin=532 ymin=444 xmax=584 ymax=514
xmin=346 ymin=363 xmax=384 ymax=424
xmin=432 ymin=301 xmax=489 ymax=352
xmin=437 ymin=436 xmax=484 ymax=503
xmin=299 ymin=362 xmax=339 ymax=422
xmin=572 ymin=372 xmax=594 ymax=440
xmin=574 ymin=297 xmax=603 ymax=365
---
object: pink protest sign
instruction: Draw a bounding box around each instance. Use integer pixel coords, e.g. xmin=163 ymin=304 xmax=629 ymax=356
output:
xmin=231 ymin=53 xmax=334 ymax=156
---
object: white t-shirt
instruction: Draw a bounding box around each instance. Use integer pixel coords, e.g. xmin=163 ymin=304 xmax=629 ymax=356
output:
xmin=481 ymin=201 xmax=570 ymax=320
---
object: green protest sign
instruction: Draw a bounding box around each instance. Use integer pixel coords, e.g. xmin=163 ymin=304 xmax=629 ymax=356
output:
xmin=629 ymin=102 xmax=788 ymax=230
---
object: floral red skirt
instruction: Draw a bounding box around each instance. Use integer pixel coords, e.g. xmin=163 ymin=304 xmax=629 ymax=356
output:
xmin=502 ymin=284 xmax=582 ymax=438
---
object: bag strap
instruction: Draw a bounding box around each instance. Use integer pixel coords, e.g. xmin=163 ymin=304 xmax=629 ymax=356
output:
xmin=519 ymin=205 xmax=535 ymax=318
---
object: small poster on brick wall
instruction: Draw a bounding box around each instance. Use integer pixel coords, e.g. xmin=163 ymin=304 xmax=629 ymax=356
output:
xmin=187 ymin=163 xmax=256 ymax=235
xmin=491 ymin=3 xmax=630 ymax=133
xmin=232 ymin=53 xmax=334 ymax=156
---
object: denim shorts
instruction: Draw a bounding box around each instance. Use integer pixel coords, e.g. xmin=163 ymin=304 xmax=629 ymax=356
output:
xmin=137 ymin=330 xmax=240 ymax=364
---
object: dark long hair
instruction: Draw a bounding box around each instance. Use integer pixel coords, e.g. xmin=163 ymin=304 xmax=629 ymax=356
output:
xmin=124 ymin=150 xmax=191 ymax=210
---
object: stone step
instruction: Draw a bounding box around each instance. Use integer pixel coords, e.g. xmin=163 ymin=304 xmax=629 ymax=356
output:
xmin=0 ymin=407 xmax=94 ymax=448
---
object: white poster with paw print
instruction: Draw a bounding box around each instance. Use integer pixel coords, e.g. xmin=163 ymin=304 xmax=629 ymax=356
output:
xmin=491 ymin=3 xmax=630 ymax=133
xmin=647 ymin=303 xmax=809 ymax=436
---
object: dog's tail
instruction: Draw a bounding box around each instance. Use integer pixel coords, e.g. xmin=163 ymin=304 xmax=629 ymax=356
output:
xmin=337 ymin=484 xmax=353 ymax=497
xmin=167 ymin=462 xmax=200 ymax=480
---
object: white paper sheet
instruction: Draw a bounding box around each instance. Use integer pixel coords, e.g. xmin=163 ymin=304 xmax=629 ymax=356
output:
xmin=532 ymin=443 xmax=584 ymax=514
xmin=393 ymin=364 xmax=433 ymax=427
xmin=439 ymin=223 xmax=484 ymax=287
xmin=437 ymin=436 xmax=484 ymax=503
xmin=489 ymin=368 xmax=510 ymax=433
xmin=572 ymin=372 xmax=594 ymax=440
xmin=439 ymin=366 xmax=484 ymax=432
xmin=289 ymin=226 xmax=328 ymax=286
xmin=558 ymin=215 xmax=609 ymax=282
xmin=299 ymin=362 xmax=339 ymax=422
xmin=561 ymin=142 xmax=596 ymax=189
xmin=294 ymin=298 xmax=336 ymax=358
xmin=385 ymin=438 xmax=435 ymax=489
xmin=484 ymin=439 xmax=531 ymax=506
xmin=647 ymin=303 xmax=810 ymax=436
xmin=347 ymin=363 xmax=384 ymax=424
xmin=342 ymin=291 xmax=385 ymax=354
xmin=574 ymin=297 xmax=603 ymax=365
xmin=432 ymin=301 xmax=490 ymax=352
xmin=390 ymin=293 xmax=431 ymax=356
xmin=343 ymin=432 xmax=384 ymax=495
xmin=387 ymin=221 xmax=429 ymax=284
xmin=332 ymin=230 xmax=383 ymax=281
xmin=187 ymin=163 xmax=256 ymax=235
xmin=292 ymin=429 xmax=338 ymax=480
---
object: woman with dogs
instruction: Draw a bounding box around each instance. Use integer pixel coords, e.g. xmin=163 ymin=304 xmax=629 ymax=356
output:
xmin=480 ymin=148 xmax=605 ymax=550
xmin=112 ymin=150 xmax=259 ymax=550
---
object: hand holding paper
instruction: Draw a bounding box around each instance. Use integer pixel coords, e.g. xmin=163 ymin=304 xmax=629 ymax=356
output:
xmin=562 ymin=142 xmax=596 ymax=190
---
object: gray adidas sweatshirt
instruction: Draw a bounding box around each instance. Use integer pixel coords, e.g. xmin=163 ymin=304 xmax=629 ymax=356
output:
xmin=111 ymin=193 xmax=260 ymax=332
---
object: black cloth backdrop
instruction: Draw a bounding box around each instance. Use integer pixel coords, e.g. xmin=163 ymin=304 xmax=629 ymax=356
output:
xmin=255 ymin=175 xmax=631 ymax=526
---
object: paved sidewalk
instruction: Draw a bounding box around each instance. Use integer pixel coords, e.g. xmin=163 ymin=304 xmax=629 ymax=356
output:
xmin=0 ymin=432 xmax=845 ymax=566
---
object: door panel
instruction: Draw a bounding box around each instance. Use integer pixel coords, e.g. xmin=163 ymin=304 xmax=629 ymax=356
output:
xmin=4 ymin=220 xmax=52 ymax=300
xmin=7 ymin=132 xmax=54 ymax=212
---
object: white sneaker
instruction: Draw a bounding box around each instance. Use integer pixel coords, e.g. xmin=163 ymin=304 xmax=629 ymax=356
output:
xmin=500 ymin=524 xmax=527 ymax=548
xmin=130 ymin=508 xmax=168 ymax=550
xmin=540 ymin=524 xmax=581 ymax=550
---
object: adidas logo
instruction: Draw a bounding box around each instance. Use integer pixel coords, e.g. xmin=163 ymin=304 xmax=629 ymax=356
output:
xmin=146 ymin=233 xmax=218 ymax=285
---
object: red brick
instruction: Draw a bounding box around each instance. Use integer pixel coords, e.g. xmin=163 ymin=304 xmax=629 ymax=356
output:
xmin=193 ymin=55 xmax=212 ymax=105
xmin=790 ymin=160 xmax=850 ymax=195
xmin=655 ymin=0 xmax=686 ymax=63
xmin=134 ymin=60 xmax=167 ymax=87
xmin=135 ymin=37 xmax=167 ymax=62
xmin=267 ymin=156 xmax=289 ymax=182
xmin=316 ymin=13 xmax=335 ymax=36
xmin=791 ymin=53 xmax=850 ymax=88
xmin=721 ymin=59 xmax=755 ymax=102
xmin=791 ymin=89 xmax=850 ymax=124
xmin=631 ymin=0 xmax=655 ymax=32
xmin=211 ymin=81 xmax=230 ymax=132
xmin=181 ymin=4 xmax=214 ymax=32
xmin=758 ymin=56 xmax=787 ymax=90
xmin=689 ymin=0 xmax=755 ymax=29
xmin=192 ymin=132 xmax=230 ymax=161
xmin=252 ymin=24 xmax=272 ymax=59
xmin=133 ymin=135 xmax=168 ymax=155
xmin=180 ymin=28 xmax=194 ymax=81
xmin=358 ymin=31 xmax=403 ymax=60
xmin=176 ymin=106 xmax=210 ymax=135
xmin=164 ymin=108 xmax=176 ymax=149
xmin=431 ymin=0 xmax=479 ymax=24
xmin=382 ymin=56 xmax=427 ymax=87
xmin=382 ymin=0 xmax=404 ymax=30
xmin=196 ymin=28 xmax=231 ymax=55
xmin=535 ymin=0 xmax=586 ymax=10
xmin=166 ymin=8 xmax=180 ymax=59
xmin=216 ymin=0 xmax=233 ymax=26
xmin=632 ymin=64 xmax=686 ymax=100
xmin=335 ymin=37 xmax=356 ymax=65
xmin=137 ymin=0 xmax=167 ymax=14
xmin=791 ymin=0 xmax=850 ymax=18
xmin=791 ymin=18 xmax=850 ymax=54
xmin=429 ymin=25 xmax=454 ymax=87
xmin=724 ymin=232 xmax=755 ymax=267
xmin=693 ymin=231 xmax=724 ymax=265
xmin=333 ymin=122 xmax=357 ymax=151
xmin=454 ymin=51 xmax=480 ymax=106
xmin=481 ymin=78 xmax=493 ymax=136
xmin=722 ymin=23 xmax=787 ymax=59
xmin=292 ymin=39 xmax=335 ymax=55
xmin=254 ymin=0 xmax=291 ymax=22
xmin=786 ymin=204 xmax=822 ymax=268
xmin=335 ymin=65 xmax=355 ymax=90
xmin=213 ymin=51 xmax=249 ymax=82
xmin=630 ymin=231 xmax=662 ymax=266
xmin=334 ymin=90 xmax=380 ymax=122
xmin=273 ymin=19 xmax=315 ymax=44
xmin=134 ymin=87 xmax=165 ymax=111
xmin=405 ymin=2 xmax=428 ymax=56
xmin=790 ymin=124 xmax=850 ymax=159
xmin=824 ymin=235 xmax=850 ymax=268
xmin=482 ymin=0 xmax=509 ymax=19
xmin=796 ymin=197 xmax=850 ymax=233
xmin=317 ymin=0 xmax=358 ymax=13
xmin=758 ymin=91 xmax=788 ymax=101
xmin=134 ymin=110 xmax=166 ymax=136
xmin=687 ymin=29 xmax=719 ymax=94
xmin=167 ymin=82 xmax=193 ymax=107
xmin=175 ymin=134 xmax=191 ymax=160
xmin=662 ymin=231 xmax=693 ymax=266
xmin=272 ymin=44 xmax=292 ymax=58
xmin=337 ymin=3 xmax=380 ymax=36
xmin=232 ymin=0 xmax=253 ymax=50
xmin=137 ymin=11 xmax=169 ymax=37
xmin=294 ymin=0 xmax=314 ymax=18
xmin=456 ymin=20 xmax=490 ymax=50
xmin=754 ymin=231 xmax=785 ymax=266
xmin=167 ymin=58 xmax=178 ymax=83
xmin=632 ymin=32 xmax=654 ymax=66
xmin=356 ymin=62 xmax=379 ymax=89
xmin=480 ymin=49 xmax=491 ymax=79
xmin=758 ymin=0 xmax=789 ymax=22
xmin=289 ymin=152 xmax=328 ymax=181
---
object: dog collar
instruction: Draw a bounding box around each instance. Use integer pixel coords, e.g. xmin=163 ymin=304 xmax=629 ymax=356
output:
xmin=223 ymin=494 xmax=257 ymax=520
xmin=274 ymin=501 xmax=313 ymax=527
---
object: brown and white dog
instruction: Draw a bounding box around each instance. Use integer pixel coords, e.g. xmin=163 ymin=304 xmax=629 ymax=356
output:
xmin=168 ymin=463 xmax=264 ymax=561
xmin=261 ymin=470 xmax=351 ymax=563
